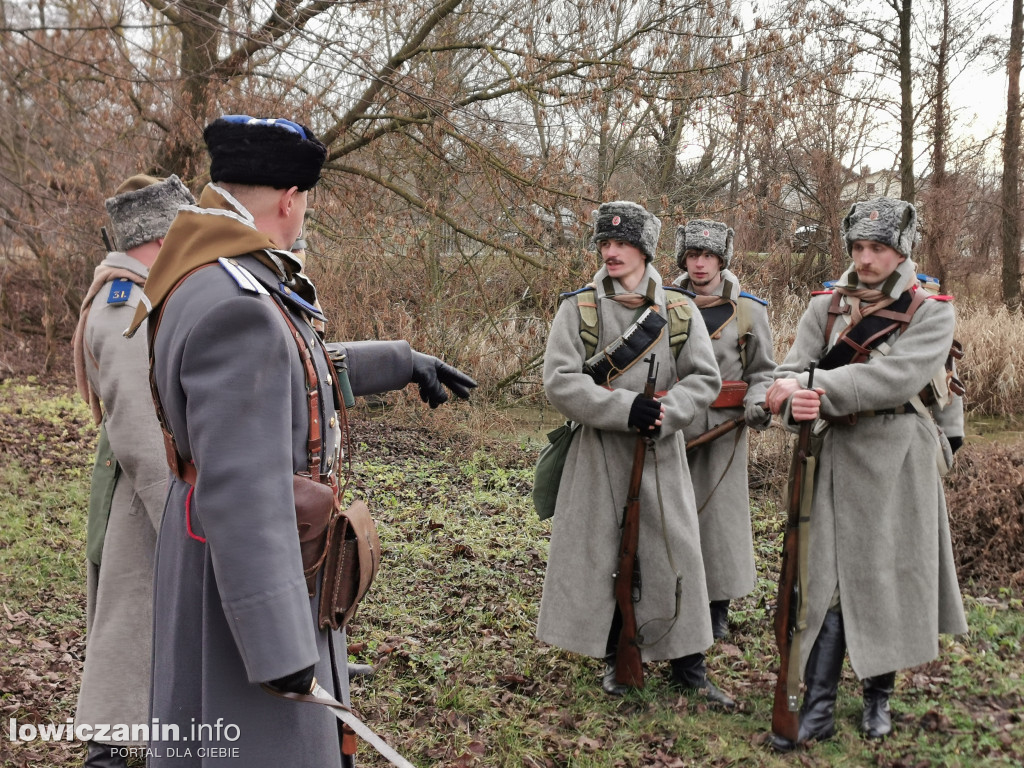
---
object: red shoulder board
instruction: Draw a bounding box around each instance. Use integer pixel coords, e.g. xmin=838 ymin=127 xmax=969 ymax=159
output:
xmin=811 ymin=290 xmax=834 ymax=295
xmin=927 ymin=294 xmax=954 ymax=301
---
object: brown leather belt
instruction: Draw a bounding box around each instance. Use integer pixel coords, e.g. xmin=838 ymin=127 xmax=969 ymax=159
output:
xmin=823 ymin=402 xmax=917 ymax=425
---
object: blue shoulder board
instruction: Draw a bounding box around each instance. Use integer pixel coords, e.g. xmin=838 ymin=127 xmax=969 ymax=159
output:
xmin=106 ymin=278 xmax=133 ymax=304
xmin=822 ymin=279 xmax=837 ymax=289
xmin=917 ymin=272 xmax=940 ymax=288
xmin=559 ymin=285 xmax=595 ymax=299
xmin=664 ymin=285 xmax=696 ymax=298
xmin=739 ymin=290 xmax=768 ymax=306
xmin=277 ymin=283 xmax=327 ymax=323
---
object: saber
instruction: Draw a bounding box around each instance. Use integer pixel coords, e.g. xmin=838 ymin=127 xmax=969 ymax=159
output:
xmin=262 ymin=682 xmax=416 ymax=768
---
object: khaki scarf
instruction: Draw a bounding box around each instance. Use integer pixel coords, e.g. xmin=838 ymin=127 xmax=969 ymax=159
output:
xmin=676 ymin=275 xmax=734 ymax=337
xmin=72 ymin=263 xmax=147 ymax=424
xmin=603 ymin=273 xmax=661 ymax=309
xmin=830 ymin=257 xmax=916 ymax=336
xmin=833 ymin=286 xmax=895 ymax=331
xmin=606 ymin=293 xmax=649 ymax=310
xmin=676 ymin=275 xmax=732 ymax=309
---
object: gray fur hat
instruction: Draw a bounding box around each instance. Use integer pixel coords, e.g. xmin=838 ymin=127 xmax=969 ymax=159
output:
xmin=592 ymin=201 xmax=661 ymax=262
xmin=105 ymin=174 xmax=194 ymax=252
xmin=842 ymin=197 xmax=917 ymax=260
xmin=675 ymin=219 xmax=734 ymax=269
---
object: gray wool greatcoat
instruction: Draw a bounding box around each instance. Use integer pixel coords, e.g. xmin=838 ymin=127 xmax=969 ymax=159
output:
xmin=76 ymin=252 xmax=167 ymax=741
xmin=675 ymin=270 xmax=776 ymax=602
xmin=774 ymin=259 xmax=967 ymax=681
xmin=149 ymin=253 xmax=413 ymax=768
xmin=537 ymin=264 xmax=722 ymax=662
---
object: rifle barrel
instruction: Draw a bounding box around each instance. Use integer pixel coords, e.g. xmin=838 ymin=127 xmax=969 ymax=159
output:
xmin=613 ymin=354 xmax=658 ymax=689
xmin=771 ymin=363 xmax=816 ymax=742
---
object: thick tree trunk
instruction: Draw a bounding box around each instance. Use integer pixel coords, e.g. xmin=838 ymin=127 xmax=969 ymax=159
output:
xmin=898 ymin=0 xmax=915 ymax=203
xmin=1003 ymin=0 xmax=1024 ymax=309
xmin=923 ymin=0 xmax=951 ymax=285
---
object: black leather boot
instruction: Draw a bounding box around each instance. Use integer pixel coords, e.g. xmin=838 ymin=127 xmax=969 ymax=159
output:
xmin=669 ymin=653 xmax=736 ymax=710
xmin=861 ymin=672 xmax=896 ymax=739
xmin=83 ymin=741 xmax=128 ymax=768
xmin=770 ymin=609 xmax=846 ymax=751
xmin=709 ymin=600 xmax=730 ymax=640
xmin=601 ymin=653 xmax=628 ymax=696
xmin=348 ymin=662 xmax=375 ymax=679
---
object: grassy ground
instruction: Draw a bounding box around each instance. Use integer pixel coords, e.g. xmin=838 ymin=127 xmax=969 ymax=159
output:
xmin=0 ymin=378 xmax=1022 ymax=767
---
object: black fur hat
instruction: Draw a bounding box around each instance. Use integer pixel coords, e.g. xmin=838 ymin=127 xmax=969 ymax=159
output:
xmin=591 ymin=201 xmax=661 ymax=262
xmin=204 ymin=115 xmax=327 ymax=191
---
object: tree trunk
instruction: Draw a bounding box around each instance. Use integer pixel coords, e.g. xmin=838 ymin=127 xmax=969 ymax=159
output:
xmin=924 ymin=0 xmax=950 ymax=285
xmin=898 ymin=0 xmax=915 ymax=203
xmin=1003 ymin=0 xmax=1024 ymax=309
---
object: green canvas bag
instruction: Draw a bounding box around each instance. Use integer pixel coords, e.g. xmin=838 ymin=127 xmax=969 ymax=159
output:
xmin=87 ymin=424 xmax=120 ymax=566
xmin=532 ymin=420 xmax=580 ymax=520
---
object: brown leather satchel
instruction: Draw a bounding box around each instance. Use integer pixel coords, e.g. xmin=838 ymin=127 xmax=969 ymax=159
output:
xmin=711 ymin=379 xmax=748 ymax=408
xmin=318 ymin=500 xmax=381 ymax=631
xmin=294 ymin=474 xmax=335 ymax=596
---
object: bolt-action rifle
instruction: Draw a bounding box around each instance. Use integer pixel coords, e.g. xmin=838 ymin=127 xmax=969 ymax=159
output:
xmin=685 ymin=415 xmax=746 ymax=454
xmin=613 ymin=353 xmax=658 ymax=688
xmin=771 ymin=362 xmax=817 ymax=744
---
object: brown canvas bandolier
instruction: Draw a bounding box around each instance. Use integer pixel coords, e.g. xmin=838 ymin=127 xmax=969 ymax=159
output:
xmin=146 ymin=263 xmax=380 ymax=632
xmin=822 ymin=287 xmax=928 ymax=366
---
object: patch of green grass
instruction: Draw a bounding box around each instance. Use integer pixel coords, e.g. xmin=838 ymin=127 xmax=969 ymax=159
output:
xmin=2 ymin=380 xmax=1022 ymax=767
xmin=0 ymin=461 xmax=88 ymax=626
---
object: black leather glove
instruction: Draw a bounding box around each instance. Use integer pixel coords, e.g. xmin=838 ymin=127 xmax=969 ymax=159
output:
xmin=627 ymin=394 xmax=661 ymax=435
xmin=265 ymin=664 xmax=316 ymax=695
xmin=410 ymin=351 xmax=478 ymax=408
xmin=948 ymin=435 xmax=963 ymax=454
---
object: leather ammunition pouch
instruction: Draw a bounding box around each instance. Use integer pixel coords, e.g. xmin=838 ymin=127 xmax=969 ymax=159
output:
xmin=711 ymin=380 xmax=747 ymax=408
xmin=583 ymin=306 xmax=667 ymax=386
xmin=294 ymin=473 xmax=335 ymax=595
xmin=292 ymin=474 xmax=382 ymax=632
xmin=318 ymin=499 xmax=381 ymax=631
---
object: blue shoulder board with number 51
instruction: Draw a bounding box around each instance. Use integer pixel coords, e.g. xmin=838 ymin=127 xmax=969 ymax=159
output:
xmin=107 ymin=278 xmax=133 ymax=305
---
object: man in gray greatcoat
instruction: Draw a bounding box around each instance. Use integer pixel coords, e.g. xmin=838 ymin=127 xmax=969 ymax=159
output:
xmin=71 ymin=174 xmax=194 ymax=768
xmin=765 ymin=197 xmax=967 ymax=749
xmin=538 ymin=200 xmax=735 ymax=707
xmin=124 ymin=115 xmax=474 ymax=767
xmin=673 ymin=220 xmax=776 ymax=640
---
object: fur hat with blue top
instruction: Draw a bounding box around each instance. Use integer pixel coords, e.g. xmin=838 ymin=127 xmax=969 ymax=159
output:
xmin=842 ymin=197 xmax=917 ymax=260
xmin=675 ymin=219 xmax=734 ymax=270
xmin=591 ymin=201 xmax=661 ymax=262
xmin=104 ymin=174 xmax=194 ymax=252
xmin=203 ymin=115 xmax=327 ymax=192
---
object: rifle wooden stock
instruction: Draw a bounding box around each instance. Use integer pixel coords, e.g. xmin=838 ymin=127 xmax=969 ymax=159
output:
xmin=771 ymin=364 xmax=816 ymax=743
xmin=685 ymin=415 xmax=746 ymax=454
xmin=613 ymin=354 xmax=657 ymax=688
